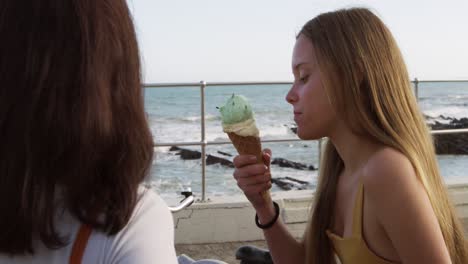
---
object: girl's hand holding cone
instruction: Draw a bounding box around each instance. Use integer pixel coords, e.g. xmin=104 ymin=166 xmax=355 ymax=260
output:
xmin=233 ymin=149 xmax=273 ymax=209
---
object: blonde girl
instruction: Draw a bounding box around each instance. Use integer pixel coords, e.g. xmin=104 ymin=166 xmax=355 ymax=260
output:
xmin=233 ymin=8 xmax=467 ymax=264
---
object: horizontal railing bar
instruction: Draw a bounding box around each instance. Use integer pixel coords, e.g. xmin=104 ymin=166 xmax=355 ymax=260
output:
xmin=154 ymin=138 xmax=304 ymax=147
xmin=143 ymin=83 xmax=202 ymax=88
xmin=154 ymin=141 xmax=205 ymax=147
xmin=416 ymin=80 xmax=468 ymax=83
xmin=431 ymin=128 xmax=468 ymax=135
xmin=153 ymin=129 xmax=467 ymax=147
xmin=143 ymin=81 xmax=293 ymax=88
xmin=201 ymin=138 xmax=304 ymax=146
xmin=203 ymin=81 xmax=294 ymax=86
xmin=143 ymin=80 xmax=468 ymax=88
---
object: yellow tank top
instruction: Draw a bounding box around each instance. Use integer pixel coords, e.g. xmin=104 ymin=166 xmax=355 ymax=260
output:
xmin=326 ymin=181 xmax=399 ymax=264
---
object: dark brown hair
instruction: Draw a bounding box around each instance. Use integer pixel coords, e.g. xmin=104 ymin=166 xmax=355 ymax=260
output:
xmin=0 ymin=0 xmax=154 ymax=255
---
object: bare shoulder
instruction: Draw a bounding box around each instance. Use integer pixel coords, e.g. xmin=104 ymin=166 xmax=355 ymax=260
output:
xmin=360 ymin=149 xmax=452 ymax=262
xmin=361 ymin=147 xmax=419 ymax=193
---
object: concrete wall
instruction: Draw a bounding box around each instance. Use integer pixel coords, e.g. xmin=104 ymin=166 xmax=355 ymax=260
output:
xmin=174 ymin=183 xmax=468 ymax=244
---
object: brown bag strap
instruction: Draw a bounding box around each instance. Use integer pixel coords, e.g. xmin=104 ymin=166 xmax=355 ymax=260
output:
xmin=69 ymin=224 xmax=92 ymax=264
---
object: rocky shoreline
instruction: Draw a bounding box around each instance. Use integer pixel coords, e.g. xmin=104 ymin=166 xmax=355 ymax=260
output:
xmin=429 ymin=116 xmax=468 ymax=154
xmin=289 ymin=116 xmax=468 ymax=155
xmin=167 ymin=116 xmax=467 ymax=190
xmin=168 ymin=146 xmax=314 ymax=190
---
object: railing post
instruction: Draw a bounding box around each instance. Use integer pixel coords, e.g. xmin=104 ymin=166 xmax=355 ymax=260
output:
xmin=200 ymin=81 xmax=207 ymax=202
xmin=414 ymin=77 xmax=419 ymax=100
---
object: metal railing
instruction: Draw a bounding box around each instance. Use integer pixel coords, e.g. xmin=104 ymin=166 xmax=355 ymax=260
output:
xmin=144 ymin=79 xmax=468 ymax=202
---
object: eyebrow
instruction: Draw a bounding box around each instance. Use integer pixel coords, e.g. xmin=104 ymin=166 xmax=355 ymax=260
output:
xmin=293 ymin=62 xmax=311 ymax=72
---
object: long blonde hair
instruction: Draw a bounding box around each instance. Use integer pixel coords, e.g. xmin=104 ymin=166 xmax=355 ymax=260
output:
xmin=301 ymin=8 xmax=467 ymax=264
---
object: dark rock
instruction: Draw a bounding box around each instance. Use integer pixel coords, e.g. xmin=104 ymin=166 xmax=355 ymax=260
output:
xmin=430 ymin=117 xmax=468 ymax=155
xmin=169 ymin=146 xmax=181 ymax=151
xmin=285 ymin=176 xmax=309 ymax=185
xmin=217 ymin=151 xmax=233 ymax=157
xmin=271 ymin=178 xmax=294 ymax=190
xmin=271 ymin=158 xmax=315 ymax=170
xmin=289 ymin=116 xmax=468 ymax=155
xmin=271 ymin=177 xmax=310 ymax=190
xmin=433 ymin=133 xmax=468 ymax=154
xmin=430 ymin=117 xmax=468 ymax=130
xmin=439 ymin=115 xmax=453 ymax=121
xmin=177 ymin=149 xmax=201 ymax=160
xmin=206 ymin=155 xmax=234 ymax=167
xmin=170 ymin=147 xmax=235 ymax=166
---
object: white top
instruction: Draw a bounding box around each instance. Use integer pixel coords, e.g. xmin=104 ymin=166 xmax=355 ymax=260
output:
xmin=0 ymin=188 xmax=178 ymax=264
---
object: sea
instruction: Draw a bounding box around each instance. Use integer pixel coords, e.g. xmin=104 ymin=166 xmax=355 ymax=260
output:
xmin=143 ymin=81 xmax=468 ymax=203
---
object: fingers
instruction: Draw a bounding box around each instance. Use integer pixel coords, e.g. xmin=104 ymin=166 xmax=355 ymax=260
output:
xmin=232 ymin=150 xmax=273 ymax=198
xmin=235 ymin=172 xmax=271 ymax=187
xmin=262 ymin=148 xmax=272 ymax=165
xmin=233 ymin=149 xmax=273 ymax=168
xmin=233 ymin=154 xmax=258 ymax=168
xmin=234 ymin=167 xmax=271 ymax=192
xmin=241 ymin=181 xmax=272 ymax=196
xmin=233 ymin=163 xmax=268 ymax=179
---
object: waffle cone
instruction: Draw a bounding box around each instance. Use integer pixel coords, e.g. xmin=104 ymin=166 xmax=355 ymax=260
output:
xmin=227 ymin=133 xmax=263 ymax=164
xmin=227 ymin=132 xmax=271 ymax=201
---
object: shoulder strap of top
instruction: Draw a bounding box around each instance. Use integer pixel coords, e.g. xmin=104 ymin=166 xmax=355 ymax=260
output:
xmin=69 ymin=224 xmax=92 ymax=264
xmin=352 ymin=181 xmax=365 ymax=237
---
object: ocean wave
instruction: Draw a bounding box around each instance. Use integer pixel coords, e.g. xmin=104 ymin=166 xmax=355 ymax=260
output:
xmin=423 ymin=107 xmax=468 ymax=120
xmin=152 ymin=114 xmax=219 ymax=123
xmin=449 ymin=95 xmax=468 ymax=99
xmin=260 ymin=125 xmax=292 ymax=138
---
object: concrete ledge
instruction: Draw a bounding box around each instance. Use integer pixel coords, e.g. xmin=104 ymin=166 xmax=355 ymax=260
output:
xmin=174 ymin=183 xmax=468 ymax=244
xmin=449 ymin=184 xmax=468 ymax=218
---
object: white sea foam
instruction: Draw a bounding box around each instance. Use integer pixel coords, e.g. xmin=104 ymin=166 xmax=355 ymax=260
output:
xmin=423 ymin=107 xmax=468 ymax=120
xmin=260 ymin=125 xmax=292 ymax=138
xmin=179 ymin=114 xmax=219 ymax=122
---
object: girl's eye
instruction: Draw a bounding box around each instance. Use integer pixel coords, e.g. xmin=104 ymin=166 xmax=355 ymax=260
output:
xmin=300 ymin=76 xmax=309 ymax=83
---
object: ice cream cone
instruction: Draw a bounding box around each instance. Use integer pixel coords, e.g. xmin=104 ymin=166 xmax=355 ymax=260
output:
xmin=219 ymin=94 xmax=271 ymax=202
xmin=227 ymin=132 xmax=263 ymax=164
xmin=227 ymin=132 xmax=270 ymax=201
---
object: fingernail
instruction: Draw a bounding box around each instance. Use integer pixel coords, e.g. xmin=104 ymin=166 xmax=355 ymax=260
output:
xmin=249 ymin=156 xmax=257 ymax=162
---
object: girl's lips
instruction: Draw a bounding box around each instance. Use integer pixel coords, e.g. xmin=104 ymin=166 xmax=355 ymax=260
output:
xmin=294 ymin=112 xmax=302 ymax=122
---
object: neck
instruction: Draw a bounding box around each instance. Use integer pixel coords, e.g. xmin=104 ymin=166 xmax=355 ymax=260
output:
xmin=328 ymin=121 xmax=380 ymax=179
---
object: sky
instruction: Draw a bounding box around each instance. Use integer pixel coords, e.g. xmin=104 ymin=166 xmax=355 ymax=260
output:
xmin=127 ymin=0 xmax=468 ymax=83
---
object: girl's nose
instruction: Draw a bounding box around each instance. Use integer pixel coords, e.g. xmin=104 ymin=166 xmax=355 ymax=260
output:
xmin=285 ymin=85 xmax=298 ymax=104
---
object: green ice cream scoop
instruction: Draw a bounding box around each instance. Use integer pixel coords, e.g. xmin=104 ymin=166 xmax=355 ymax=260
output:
xmin=219 ymin=94 xmax=254 ymax=125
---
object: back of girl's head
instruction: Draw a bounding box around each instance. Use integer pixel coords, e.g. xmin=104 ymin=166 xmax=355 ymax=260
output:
xmin=300 ymin=7 xmax=467 ymax=264
xmin=0 ymin=0 xmax=154 ymax=255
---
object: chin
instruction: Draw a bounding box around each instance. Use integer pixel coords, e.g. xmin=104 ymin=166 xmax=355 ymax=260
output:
xmin=296 ymin=128 xmax=322 ymax=140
